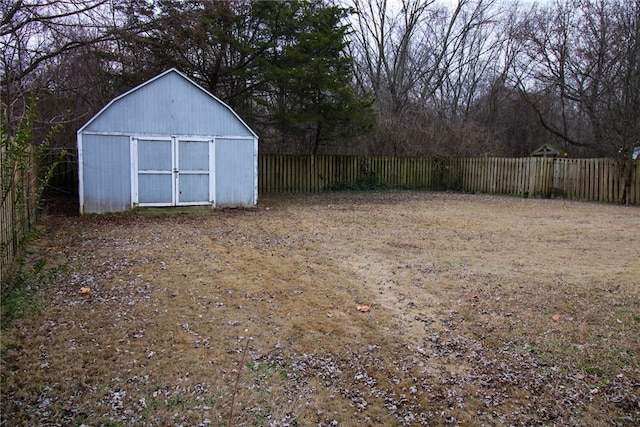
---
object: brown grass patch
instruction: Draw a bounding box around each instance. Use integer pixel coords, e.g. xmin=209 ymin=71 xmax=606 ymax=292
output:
xmin=2 ymin=191 xmax=639 ymax=426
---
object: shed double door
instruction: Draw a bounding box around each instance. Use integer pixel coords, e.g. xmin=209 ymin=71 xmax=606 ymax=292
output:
xmin=134 ymin=137 xmax=214 ymax=207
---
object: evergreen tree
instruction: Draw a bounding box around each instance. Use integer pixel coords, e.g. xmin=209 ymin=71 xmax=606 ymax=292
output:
xmin=259 ymin=1 xmax=374 ymax=154
xmin=111 ymin=0 xmax=374 ymax=154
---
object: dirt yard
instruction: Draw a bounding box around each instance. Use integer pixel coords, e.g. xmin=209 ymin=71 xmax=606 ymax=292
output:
xmin=1 ymin=191 xmax=639 ymax=426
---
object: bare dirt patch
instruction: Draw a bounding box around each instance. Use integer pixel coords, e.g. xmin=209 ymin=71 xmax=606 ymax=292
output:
xmin=2 ymin=191 xmax=639 ymax=426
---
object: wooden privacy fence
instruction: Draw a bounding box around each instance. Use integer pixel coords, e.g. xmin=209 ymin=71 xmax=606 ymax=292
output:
xmin=1 ymin=144 xmax=39 ymax=284
xmin=259 ymin=155 xmax=640 ymax=205
xmin=34 ymin=151 xmax=640 ymax=205
xmin=260 ymin=155 xmax=438 ymax=193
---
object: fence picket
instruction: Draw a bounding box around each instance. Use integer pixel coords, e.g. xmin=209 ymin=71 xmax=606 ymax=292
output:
xmin=260 ymin=155 xmax=640 ymax=204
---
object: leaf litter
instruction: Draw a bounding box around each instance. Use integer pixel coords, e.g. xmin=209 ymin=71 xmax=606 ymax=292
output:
xmin=1 ymin=192 xmax=639 ymax=426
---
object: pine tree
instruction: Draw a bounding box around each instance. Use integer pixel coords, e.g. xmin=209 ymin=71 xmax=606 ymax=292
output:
xmin=260 ymin=1 xmax=374 ymax=154
xmin=107 ymin=0 xmax=374 ymax=154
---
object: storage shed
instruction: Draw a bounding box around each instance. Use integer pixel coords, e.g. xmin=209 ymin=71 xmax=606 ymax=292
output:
xmin=531 ymin=143 xmax=567 ymax=158
xmin=77 ymin=68 xmax=258 ymax=214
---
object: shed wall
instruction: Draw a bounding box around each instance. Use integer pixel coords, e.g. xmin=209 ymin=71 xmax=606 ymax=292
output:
xmin=215 ymin=138 xmax=257 ymax=207
xmin=83 ymin=72 xmax=253 ymax=137
xmin=81 ymin=135 xmax=131 ymax=214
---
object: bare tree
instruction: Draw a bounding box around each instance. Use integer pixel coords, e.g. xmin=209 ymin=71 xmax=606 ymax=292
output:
xmin=1 ymin=0 xmax=111 ymax=82
xmin=349 ymin=0 xmax=510 ymax=156
xmin=513 ymin=0 xmax=640 ymax=158
xmin=349 ymin=0 xmax=438 ymax=154
xmin=1 ymin=0 xmax=119 ymax=140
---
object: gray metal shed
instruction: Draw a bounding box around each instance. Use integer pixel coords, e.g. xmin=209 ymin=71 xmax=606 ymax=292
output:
xmin=77 ymin=68 xmax=258 ymax=214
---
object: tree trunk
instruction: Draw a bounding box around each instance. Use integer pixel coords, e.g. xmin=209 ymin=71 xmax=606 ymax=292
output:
xmin=312 ymin=121 xmax=322 ymax=156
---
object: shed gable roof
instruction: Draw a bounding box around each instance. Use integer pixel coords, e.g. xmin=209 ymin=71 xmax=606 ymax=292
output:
xmin=531 ymin=143 xmax=567 ymax=157
xmin=78 ymin=68 xmax=257 ymax=138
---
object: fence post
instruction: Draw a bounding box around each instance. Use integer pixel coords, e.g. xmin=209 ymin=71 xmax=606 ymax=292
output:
xmin=252 ymin=154 xmax=638 ymax=204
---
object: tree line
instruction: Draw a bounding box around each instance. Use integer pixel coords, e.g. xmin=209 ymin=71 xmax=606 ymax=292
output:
xmin=2 ymin=0 xmax=639 ymax=158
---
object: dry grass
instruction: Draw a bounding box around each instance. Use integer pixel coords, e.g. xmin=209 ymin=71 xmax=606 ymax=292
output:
xmin=1 ymin=191 xmax=639 ymax=426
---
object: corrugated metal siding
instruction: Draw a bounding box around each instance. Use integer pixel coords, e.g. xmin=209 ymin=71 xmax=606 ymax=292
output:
xmin=81 ymin=135 xmax=131 ymax=213
xmin=78 ymin=69 xmax=258 ymax=213
xmin=215 ymin=138 xmax=257 ymax=207
xmin=83 ymin=72 xmax=253 ymax=137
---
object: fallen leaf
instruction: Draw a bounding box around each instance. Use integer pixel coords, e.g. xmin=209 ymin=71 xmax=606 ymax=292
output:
xmin=551 ymin=313 xmax=560 ymax=321
xmin=357 ymin=305 xmax=371 ymax=312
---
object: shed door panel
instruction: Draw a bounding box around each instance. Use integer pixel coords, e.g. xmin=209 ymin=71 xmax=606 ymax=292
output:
xmin=137 ymin=139 xmax=174 ymax=204
xmin=177 ymin=139 xmax=210 ymax=204
xmin=135 ymin=137 xmax=212 ymax=207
